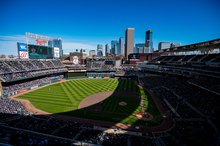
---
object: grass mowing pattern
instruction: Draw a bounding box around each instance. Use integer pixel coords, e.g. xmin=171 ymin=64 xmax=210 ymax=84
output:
xmin=18 ymin=79 xmax=161 ymax=125
xmin=19 ymin=79 xmax=118 ymax=113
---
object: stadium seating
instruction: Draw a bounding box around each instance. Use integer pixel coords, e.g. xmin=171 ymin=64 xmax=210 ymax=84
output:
xmin=143 ymin=75 xmax=219 ymax=122
xmin=3 ymin=77 xmax=50 ymax=94
xmin=0 ymin=96 xmax=30 ymax=115
xmin=86 ymin=57 xmax=115 ymax=71
xmin=0 ymin=114 xmax=154 ymax=146
xmin=141 ymin=74 xmax=219 ymax=145
xmin=0 ymin=72 xmax=219 ymax=145
xmin=86 ymin=57 xmax=116 ymax=78
xmin=151 ymin=53 xmax=220 ymax=64
xmin=0 ymin=59 xmax=67 ymax=82
xmin=0 ymin=54 xmax=219 ymax=145
xmin=141 ymin=53 xmax=220 ymax=78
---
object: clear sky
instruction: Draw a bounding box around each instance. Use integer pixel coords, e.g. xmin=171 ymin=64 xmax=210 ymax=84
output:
xmin=0 ymin=0 xmax=220 ymax=55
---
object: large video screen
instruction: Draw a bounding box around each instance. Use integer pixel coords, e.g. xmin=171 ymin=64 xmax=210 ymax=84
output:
xmin=28 ymin=44 xmax=53 ymax=59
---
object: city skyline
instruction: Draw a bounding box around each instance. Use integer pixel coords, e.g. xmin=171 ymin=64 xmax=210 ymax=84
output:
xmin=0 ymin=0 xmax=220 ymax=55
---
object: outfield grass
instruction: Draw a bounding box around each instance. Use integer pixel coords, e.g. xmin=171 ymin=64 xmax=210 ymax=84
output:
xmin=18 ymin=79 xmax=161 ymax=125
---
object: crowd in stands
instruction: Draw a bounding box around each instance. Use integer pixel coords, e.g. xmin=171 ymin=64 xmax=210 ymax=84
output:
xmin=0 ymin=97 xmax=30 ymax=115
xmin=86 ymin=60 xmax=105 ymax=70
xmin=86 ymin=58 xmax=115 ymax=71
xmin=31 ymin=68 xmax=67 ymax=77
xmin=0 ymin=59 xmax=67 ymax=82
xmin=65 ymin=65 xmax=86 ymax=70
xmin=2 ymin=77 xmax=51 ymax=94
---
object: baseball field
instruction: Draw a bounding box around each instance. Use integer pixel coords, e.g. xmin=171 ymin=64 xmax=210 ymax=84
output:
xmin=17 ymin=79 xmax=162 ymax=126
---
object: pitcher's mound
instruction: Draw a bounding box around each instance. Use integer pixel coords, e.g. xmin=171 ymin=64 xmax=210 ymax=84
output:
xmin=78 ymin=91 xmax=140 ymax=110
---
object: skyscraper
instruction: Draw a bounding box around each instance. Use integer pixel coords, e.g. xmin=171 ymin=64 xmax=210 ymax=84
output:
xmin=111 ymin=40 xmax=119 ymax=55
xmin=89 ymin=50 xmax=96 ymax=57
xmin=119 ymin=37 xmax=124 ymax=56
xmin=145 ymin=30 xmax=153 ymax=53
xmin=135 ymin=43 xmax=145 ymax=53
xmin=105 ymin=44 xmax=110 ymax=56
xmin=125 ymin=28 xmax=134 ymax=59
xmin=48 ymin=38 xmax=63 ymax=57
xmin=97 ymin=44 xmax=103 ymax=56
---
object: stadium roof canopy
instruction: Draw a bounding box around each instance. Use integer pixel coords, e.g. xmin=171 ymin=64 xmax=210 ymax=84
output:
xmin=159 ymin=38 xmax=220 ymax=53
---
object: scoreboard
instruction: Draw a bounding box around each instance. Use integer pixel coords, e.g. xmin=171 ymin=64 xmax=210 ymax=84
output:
xmin=18 ymin=42 xmax=60 ymax=59
xmin=28 ymin=44 xmax=53 ymax=59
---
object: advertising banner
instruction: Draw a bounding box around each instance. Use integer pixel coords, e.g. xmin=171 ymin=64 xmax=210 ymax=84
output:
xmin=17 ymin=42 xmax=29 ymax=59
xmin=30 ymin=85 xmax=38 ymax=90
xmin=19 ymin=51 xmax=29 ymax=59
xmin=54 ymin=47 xmax=60 ymax=58
xmin=18 ymin=89 xmax=28 ymax=93
xmin=18 ymin=43 xmax=28 ymax=51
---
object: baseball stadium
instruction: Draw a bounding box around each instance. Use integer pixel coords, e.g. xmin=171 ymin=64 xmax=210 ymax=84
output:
xmin=0 ymin=35 xmax=220 ymax=146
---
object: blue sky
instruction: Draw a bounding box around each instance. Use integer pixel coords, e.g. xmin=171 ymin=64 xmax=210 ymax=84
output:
xmin=0 ymin=0 xmax=220 ymax=55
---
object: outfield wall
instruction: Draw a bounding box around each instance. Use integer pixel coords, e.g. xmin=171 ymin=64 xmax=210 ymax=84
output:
xmin=66 ymin=72 xmax=86 ymax=79
xmin=66 ymin=71 xmax=117 ymax=79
